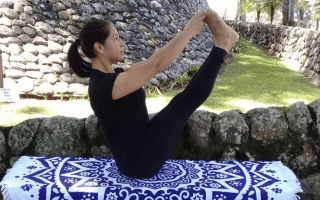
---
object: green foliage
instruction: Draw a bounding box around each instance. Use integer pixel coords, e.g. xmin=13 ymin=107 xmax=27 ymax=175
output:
xmin=241 ymin=0 xmax=266 ymax=16
xmin=240 ymin=0 xmax=255 ymax=16
xmin=144 ymin=64 xmax=202 ymax=96
xmin=295 ymin=0 xmax=310 ymax=20
xmin=241 ymin=0 xmax=283 ymax=22
xmin=69 ymin=94 xmax=74 ymax=100
xmin=259 ymin=0 xmax=283 ymax=22
xmin=15 ymin=106 xmax=49 ymax=115
xmin=44 ymin=95 xmax=48 ymax=100
xmin=81 ymin=92 xmax=87 ymax=100
xmin=299 ymin=56 xmax=307 ymax=67
xmin=145 ymin=86 xmax=161 ymax=95
xmin=60 ymin=93 xmax=64 ymax=101
xmin=230 ymin=35 xmax=247 ymax=56
xmin=259 ymin=0 xmax=283 ymax=8
xmin=312 ymin=0 xmax=320 ymax=21
xmin=295 ymin=0 xmax=310 ymax=11
xmin=292 ymin=44 xmax=296 ymax=53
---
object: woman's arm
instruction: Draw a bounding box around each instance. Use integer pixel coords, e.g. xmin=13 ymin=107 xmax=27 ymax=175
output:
xmin=122 ymin=59 xmax=150 ymax=72
xmin=123 ymin=10 xmax=206 ymax=73
xmin=153 ymin=10 xmax=206 ymax=72
xmin=153 ymin=29 xmax=193 ymax=72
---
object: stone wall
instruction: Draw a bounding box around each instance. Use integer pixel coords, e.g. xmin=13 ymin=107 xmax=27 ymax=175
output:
xmin=0 ymin=0 xmax=211 ymax=97
xmin=231 ymin=21 xmax=320 ymax=88
xmin=0 ymin=98 xmax=319 ymax=197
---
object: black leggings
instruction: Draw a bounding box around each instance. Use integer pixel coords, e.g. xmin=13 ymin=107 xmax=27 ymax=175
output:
xmin=120 ymin=46 xmax=227 ymax=179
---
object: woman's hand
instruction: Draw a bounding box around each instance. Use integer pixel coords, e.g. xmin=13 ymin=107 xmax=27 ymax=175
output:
xmin=184 ymin=10 xmax=207 ymax=36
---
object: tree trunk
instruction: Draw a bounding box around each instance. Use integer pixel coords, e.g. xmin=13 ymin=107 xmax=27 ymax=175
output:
xmin=282 ymin=0 xmax=290 ymax=25
xmin=257 ymin=10 xmax=261 ymax=22
xmin=271 ymin=5 xmax=275 ymax=24
xmin=239 ymin=0 xmax=247 ymax=21
xmin=298 ymin=8 xmax=304 ymax=20
xmin=289 ymin=0 xmax=296 ymax=26
xmin=235 ymin=0 xmax=240 ymax=22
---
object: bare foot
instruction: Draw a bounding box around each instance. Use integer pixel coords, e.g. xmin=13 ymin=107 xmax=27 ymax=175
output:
xmin=204 ymin=9 xmax=239 ymax=53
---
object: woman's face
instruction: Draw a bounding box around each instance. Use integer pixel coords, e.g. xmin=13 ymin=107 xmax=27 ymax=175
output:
xmin=96 ymin=25 xmax=125 ymax=64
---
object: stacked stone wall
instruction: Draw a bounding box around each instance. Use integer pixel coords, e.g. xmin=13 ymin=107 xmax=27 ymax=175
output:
xmin=231 ymin=21 xmax=320 ymax=88
xmin=0 ymin=0 xmax=211 ymax=97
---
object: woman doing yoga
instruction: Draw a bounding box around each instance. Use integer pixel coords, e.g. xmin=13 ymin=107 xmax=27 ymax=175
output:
xmin=67 ymin=8 xmax=239 ymax=179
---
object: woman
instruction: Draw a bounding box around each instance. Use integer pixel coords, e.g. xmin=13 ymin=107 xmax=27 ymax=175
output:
xmin=67 ymin=8 xmax=239 ymax=179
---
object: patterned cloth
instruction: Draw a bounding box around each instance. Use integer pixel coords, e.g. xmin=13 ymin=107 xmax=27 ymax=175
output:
xmin=0 ymin=156 xmax=303 ymax=200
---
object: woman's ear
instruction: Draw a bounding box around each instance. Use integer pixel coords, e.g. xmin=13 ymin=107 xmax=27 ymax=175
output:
xmin=94 ymin=42 xmax=104 ymax=54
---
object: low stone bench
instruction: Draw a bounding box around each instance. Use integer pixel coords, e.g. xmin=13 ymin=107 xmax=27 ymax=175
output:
xmin=0 ymin=156 xmax=314 ymax=200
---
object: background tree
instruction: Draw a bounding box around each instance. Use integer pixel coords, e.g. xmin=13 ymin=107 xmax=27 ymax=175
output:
xmin=289 ymin=0 xmax=296 ymax=25
xmin=282 ymin=0 xmax=290 ymax=25
xmin=240 ymin=0 xmax=265 ymax=22
xmin=258 ymin=0 xmax=283 ymax=24
xmin=236 ymin=0 xmax=247 ymax=21
xmin=295 ymin=0 xmax=310 ymax=20
xmin=240 ymin=0 xmax=247 ymax=21
xmin=312 ymin=0 xmax=320 ymax=29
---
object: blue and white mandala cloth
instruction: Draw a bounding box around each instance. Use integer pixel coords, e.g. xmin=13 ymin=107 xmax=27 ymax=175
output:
xmin=0 ymin=156 xmax=303 ymax=200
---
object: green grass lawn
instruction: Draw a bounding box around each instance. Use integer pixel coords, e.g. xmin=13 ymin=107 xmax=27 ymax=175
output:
xmin=146 ymin=39 xmax=320 ymax=114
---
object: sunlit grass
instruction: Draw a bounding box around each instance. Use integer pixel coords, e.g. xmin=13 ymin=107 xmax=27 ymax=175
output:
xmin=15 ymin=106 xmax=50 ymax=115
xmin=0 ymin=105 xmax=56 ymax=127
xmin=146 ymin=39 xmax=320 ymax=114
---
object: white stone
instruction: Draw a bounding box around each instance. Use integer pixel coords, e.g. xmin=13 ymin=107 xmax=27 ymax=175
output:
xmin=21 ymin=52 xmax=38 ymax=62
xmin=25 ymin=63 xmax=40 ymax=71
xmin=36 ymin=45 xmax=52 ymax=56
xmin=48 ymin=41 xmax=63 ymax=54
xmin=69 ymin=83 xmax=87 ymax=95
xmin=44 ymin=73 xmax=59 ymax=84
xmin=34 ymin=82 xmax=54 ymax=95
xmin=8 ymin=43 xmax=22 ymax=55
xmin=18 ymin=77 xmax=34 ymax=92
xmin=3 ymin=78 xmax=18 ymax=90
xmin=25 ymin=71 xmax=43 ymax=79
xmin=23 ymin=43 xmax=38 ymax=55
xmin=5 ymin=69 xmax=24 ymax=78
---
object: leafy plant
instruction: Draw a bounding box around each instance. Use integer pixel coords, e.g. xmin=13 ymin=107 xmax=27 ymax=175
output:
xmin=44 ymin=95 xmax=48 ymax=100
xmin=230 ymin=35 xmax=247 ymax=56
xmin=292 ymin=45 xmax=296 ymax=53
xmin=60 ymin=92 xmax=64 ymax=101
xmin=81 ymin=92 xmax=87 ymax=100
xmin=169 ymin=71 xmax=191 ymax=90
xmin=299 ymin=56 xmax=306 ymax=67
xmin=145 ymin=86 xmax=161 ymax=95
xmin=69 ymin=94 xmax=74 ymax=100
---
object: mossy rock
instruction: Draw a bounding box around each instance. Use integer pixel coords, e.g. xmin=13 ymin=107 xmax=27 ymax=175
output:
xmin=273 ymin=106 xmax=289 ymax=114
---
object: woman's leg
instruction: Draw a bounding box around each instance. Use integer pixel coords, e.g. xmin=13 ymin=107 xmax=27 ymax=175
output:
xmin=121 ymin=45 xmax=227 ymax=179
xmin=119 ymin=9 xmax=239 ymax=179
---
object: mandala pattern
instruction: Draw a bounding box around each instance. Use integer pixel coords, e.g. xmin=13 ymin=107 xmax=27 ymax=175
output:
xmin=0 ymin=156 xmax=303 ymax=200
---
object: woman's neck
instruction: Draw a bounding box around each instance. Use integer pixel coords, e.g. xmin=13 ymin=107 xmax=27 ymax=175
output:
xmin=91 ymin=58 xmax=115 ymax=74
